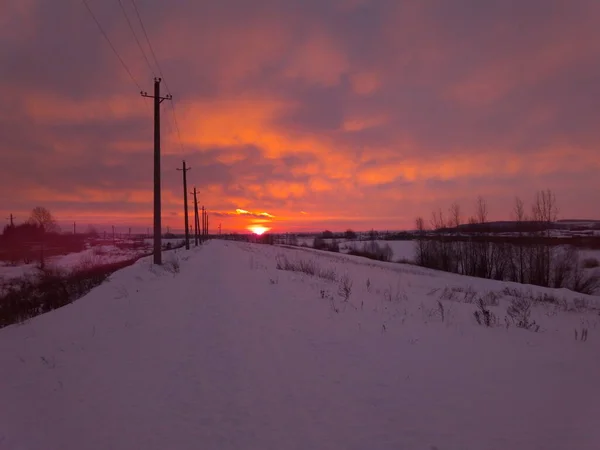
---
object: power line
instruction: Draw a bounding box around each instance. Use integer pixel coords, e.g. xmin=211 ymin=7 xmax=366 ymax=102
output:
xmin=117 ymin=0 xmax=156 ymax=78
xmin=170 ymin=101 xmax=185 ymax=153
xmin=81 ymin=0 xmax=142 ymax=91
xmin=129 ymin=0 xmax=185 ymax=154
xmin=130 ymin=0 xmax=167 ymax=87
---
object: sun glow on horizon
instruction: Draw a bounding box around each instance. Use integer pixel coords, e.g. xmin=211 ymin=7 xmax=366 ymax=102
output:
xmin=248 ymin=225 xmax=270 ymax=235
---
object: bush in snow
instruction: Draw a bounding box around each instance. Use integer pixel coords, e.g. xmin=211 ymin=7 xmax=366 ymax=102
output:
xmin=348 ymin=241 xmax=394 ymax=262
xmin=338 ymin=274 xmax=353 ymax=302
xmin=473 ymin=298 xmax=497 ymax=327
xmin=164 ymin=254 xmax=181 ymax=274
xmin=506 ymin=297 xmax=539 ymax=332
xmin=276 ymin=255 xmax=338 ymax=282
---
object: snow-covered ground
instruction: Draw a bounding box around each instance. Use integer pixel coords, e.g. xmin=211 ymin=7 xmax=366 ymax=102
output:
xmin=296 ymin=237 xmax=416 ymax=261
xmin=0 ymin=245 xmax=146 ymax=283
xmin=0 ymin=239 xmax=185 ymax=283
xmin=1 ymin=240 xmax=599 ymax=450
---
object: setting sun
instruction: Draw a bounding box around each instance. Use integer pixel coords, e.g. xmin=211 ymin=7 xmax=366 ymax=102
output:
xmin=248 ymin=225 xmax=270 ymax=235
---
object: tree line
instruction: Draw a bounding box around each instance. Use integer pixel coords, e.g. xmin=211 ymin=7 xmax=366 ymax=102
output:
xmin=414 ymin=190 xmax=599 ymax=294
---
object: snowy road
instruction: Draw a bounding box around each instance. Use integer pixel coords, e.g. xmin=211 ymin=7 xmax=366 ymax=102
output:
xmin=1 ymin=241 xmax=599 ymax=449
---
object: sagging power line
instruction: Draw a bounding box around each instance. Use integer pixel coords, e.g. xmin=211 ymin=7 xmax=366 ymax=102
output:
xmin=117 ymin=0 xmax=156 ymax=78
xmin=81 ymin=0 xmax=142 ymax=91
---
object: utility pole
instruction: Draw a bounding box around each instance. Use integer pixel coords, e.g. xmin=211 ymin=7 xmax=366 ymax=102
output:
xmin=112 ymin=225 xmax=115 ymax=243
xmin=201 ymin=206 xmax=205 ymax=242
xmin=219 ymin=223 xmax=222 ymax=236
xmin=73 ymin=221 xmax=76 ymax=235
xmin=191 ymin=187 xmax=199 ymax=246
xmin=141 ymin=77 xmax=172 ymax=265
xmin=206 ymin=213 xmax=209 ymax=238
xmin=6 ymin=214 xmax=14 ymax=227
xmin=177 ymin=160 xmax=191 ymax=250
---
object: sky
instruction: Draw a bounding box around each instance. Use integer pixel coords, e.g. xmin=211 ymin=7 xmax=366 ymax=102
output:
xmin=1 ymin=0 xmax=599 ymax=234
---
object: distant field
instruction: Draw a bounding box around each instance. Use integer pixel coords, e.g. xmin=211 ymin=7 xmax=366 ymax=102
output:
xmin=0 ymin=238 xmax=185 ymax=283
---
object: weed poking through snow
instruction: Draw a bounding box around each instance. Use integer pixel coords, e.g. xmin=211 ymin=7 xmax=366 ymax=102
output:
xmin=506 ymin=297 xmax=540 ymax=332
xmin=474 ymin=298 xmax=497 ymax=327
xmin=338 ymin=274 xmax=353 ymax=302
xmin=276 ymin=255 xmax=338 ymax=282
xmin=574 ymin=327 xmax=589 ymax=342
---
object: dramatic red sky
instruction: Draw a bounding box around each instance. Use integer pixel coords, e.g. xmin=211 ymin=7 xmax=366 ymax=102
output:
xmin=1 ymin=0 xmax=599 ymax=233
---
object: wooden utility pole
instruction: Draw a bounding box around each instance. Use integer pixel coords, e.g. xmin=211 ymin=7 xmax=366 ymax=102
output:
xmin=177 ymin=160 xmax=191 ymax=250
xmin=6 ymin=214 xmax=14 ymax=226
xmin=141 ymin=77 xmax=172 ymax=265
xmin=191 ymin=187 xmax=199 ymax=246
xmin=206 ymin=213 xmax=209 ymax=238
xmin=201 ymin=206 xmax=205 ymax=242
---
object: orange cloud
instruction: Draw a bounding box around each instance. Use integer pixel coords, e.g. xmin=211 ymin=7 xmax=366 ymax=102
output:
xmin=350 ymin=71 xmax=382 ymax=95
xmin=23 ymin=92 xmax=146 ymax=124
xmin=283 ymin=30 xmax=349 ymax=86
xmin=342 ymin=114 xmax=388 ymax=132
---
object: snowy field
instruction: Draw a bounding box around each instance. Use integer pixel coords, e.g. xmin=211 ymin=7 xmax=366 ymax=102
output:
xmin=296 ymin=237 xmax=416 ymax=261
xmin=0 ymin=239 xmax=185 ymax=283
xmin=297 ymin=237 xmax=600 ymax=272
xmin=1 ymin=240 xmax=599 ymax=449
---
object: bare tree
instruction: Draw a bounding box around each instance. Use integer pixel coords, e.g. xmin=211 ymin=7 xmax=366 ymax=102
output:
xmin=430 ymin=208 xmax=446 ymax=230
xmin=531 ymin=189 xmax=558 ymax=226
xmin=513 ymin=196 xmax=526 ymax=222
xmin=476 ymin=196 xmax=488 ymax=224
xmin=513 ymin=196 xmax=527 ymax=283
xmin=530 ymin=189 xmax=559 ymax=286
xmin=449 ymin=202 xmax=461 ymax=229
xmin=415 ymin=217 xmax=425 ymax=233
xmin=28 ymin=206 xmax=59 ymax=233
xmin=415 ymin=216 xmax=427 ymax=266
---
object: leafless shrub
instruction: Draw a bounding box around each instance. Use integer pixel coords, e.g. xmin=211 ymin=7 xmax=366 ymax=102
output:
xmin=440 ymin=286 xmax=462 ymax=301
xmin=507 ymin=297 xmax=539 ymax=332
xmin=570 ymin=269 xmax=600 ymax=296
xmin=463 ymin=286 xmax=478 ymax=303
xmin=439 ymin=286 xmax=479 ymax=304
xmin=574 ymin=327 xmax=588 ymax=342
xmin=383 ymin=283 xmax=406 ymax=303
xmin=338 ymin=274 xmax=353 ymax=302
xmin=349 ymin=241 xmax=394 ymax=262
xmin=473 ymin=298 xmax=497 ymax=327
xmin=164 ymin=256 xmax=180 ymax=274
xmin=437 ymin=301 xmax=445 ymax=322
xmin=478 ymin=291 xmax=501 ymax=307
xmin=366 ymin=278 xmax=371 ymax=292
xmin=572 ymin=297 xmax=588 ymax=311
xmin=533 ymin=292 xmax=561 ymax=305
xmin=320 ymin=268 xmax=338 ymax=282
xmin=503 ymin=286 xmax=525 ymax=298
xmin=276 ymin=255 xmax=338 ymax=282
